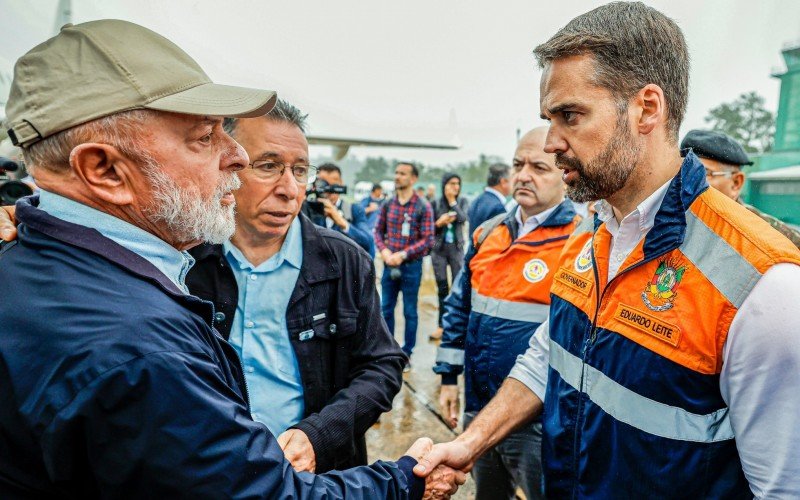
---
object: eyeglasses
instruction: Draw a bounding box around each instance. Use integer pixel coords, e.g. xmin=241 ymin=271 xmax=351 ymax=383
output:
xmin=704 ymin=168 xmax=734 ymax=178
xmin=248 ymin=161 xmax=318 ymax=184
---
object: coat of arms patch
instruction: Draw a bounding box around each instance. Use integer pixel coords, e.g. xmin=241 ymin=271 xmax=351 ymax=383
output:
xmin=641 ymin=258 xmax=686 ymax=312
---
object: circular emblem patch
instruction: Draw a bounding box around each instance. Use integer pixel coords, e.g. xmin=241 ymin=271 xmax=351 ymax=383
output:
xmin=523 ymin=259 xmax=549 ymax=283
xmin=574 ymin=239 xmax=593 ymax=273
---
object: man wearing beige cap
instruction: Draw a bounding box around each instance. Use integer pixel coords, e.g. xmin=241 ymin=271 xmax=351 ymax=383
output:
xmin=0 ymin=20 xmax=463 ymax=499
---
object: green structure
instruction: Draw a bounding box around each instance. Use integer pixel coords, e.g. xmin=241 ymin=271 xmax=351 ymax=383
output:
xmin=747 ymin=165 xmax=800 ymax=226
xmin=743 ymin=42 xmax=800 ymax=224
xmin=761 ymin=42 xmax=800 ymax=170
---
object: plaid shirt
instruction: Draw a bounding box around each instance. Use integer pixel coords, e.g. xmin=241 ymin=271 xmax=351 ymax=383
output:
xmin=373 ymin=193 xmax=434 ymax=261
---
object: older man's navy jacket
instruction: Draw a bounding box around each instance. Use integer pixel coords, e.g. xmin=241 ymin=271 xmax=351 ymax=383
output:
xmin=0 ymin=197 xmax=422 ymax=499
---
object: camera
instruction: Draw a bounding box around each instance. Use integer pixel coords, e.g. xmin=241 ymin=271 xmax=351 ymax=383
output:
xmin=0 ymin=157 xmax=33 ymax=205
xmin=305 ymin=178 xmax=347 ymax=216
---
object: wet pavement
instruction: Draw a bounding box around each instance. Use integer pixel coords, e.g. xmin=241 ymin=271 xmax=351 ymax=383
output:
xmin=367 ymin=260 xmax=477 ymax=499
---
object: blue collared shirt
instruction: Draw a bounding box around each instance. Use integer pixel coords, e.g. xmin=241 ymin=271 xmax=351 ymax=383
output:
xmin=223 ymin=217 xmax=305 ymax=436
xmin=37 ymin=189 xmax=195 ymax=293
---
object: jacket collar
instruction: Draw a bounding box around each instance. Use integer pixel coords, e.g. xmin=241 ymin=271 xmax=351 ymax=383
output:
xmin=16 ymin=195 xmax=186 ymax=296
xmin=192 ymin=213 xmax=340 ymax=285
xmin=296 ymin=214 xmax=341 ymax=284
xmin=590 ymin=150 xmax=708 ymax=258
xmin=504 ymin=198 xmax=577 ymax=240
xmin=541 ymin=198 xmax=578 ymax=228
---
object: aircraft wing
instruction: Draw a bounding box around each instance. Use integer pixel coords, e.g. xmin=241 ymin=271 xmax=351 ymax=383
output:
xmin=307 ymin=134 xmax=459 ymax=160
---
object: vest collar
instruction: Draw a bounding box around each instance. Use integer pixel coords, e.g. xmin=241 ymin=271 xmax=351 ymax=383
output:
xmin=591 ymin=151 xmax=708 ymax=259
xmin=643 ymin=151 xmax=708 ymax=257
xmin=505 ymin=198 xmax=577 ymax=241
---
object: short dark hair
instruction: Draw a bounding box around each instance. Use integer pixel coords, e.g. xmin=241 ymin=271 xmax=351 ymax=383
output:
xmin=487 ymin=162 xmax=510 ymax=187
xmin=396 ymin=162 xmax=419 ymax=178
xmin=533 ymin=1 xmax=689 ymax=139
xmin=223 ymin=98 xmax=308 ymax=138
xmin=318 ymin=163 xmax=341 ymax=175
xmin=371 ymin=183 xmax=383 ymax=192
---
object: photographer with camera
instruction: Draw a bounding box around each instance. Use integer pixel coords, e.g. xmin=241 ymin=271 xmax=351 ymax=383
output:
xmin=303 ymin=163 xmax=374 ymax=256
xmin=0 ymin=156 xmax=34 ymax=205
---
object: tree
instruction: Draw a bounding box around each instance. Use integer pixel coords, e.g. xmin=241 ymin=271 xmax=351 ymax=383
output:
xmin=704 ymin=91 xmax=775 ymax=153
xmin=355 ymin=156 xmax=391 ymax=183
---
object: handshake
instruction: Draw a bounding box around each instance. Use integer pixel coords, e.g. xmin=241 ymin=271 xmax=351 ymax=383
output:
xmin=277 ymin=431 xmax=470 ymax=499
xmin=404 ymin=436 xmax=477 ymax=499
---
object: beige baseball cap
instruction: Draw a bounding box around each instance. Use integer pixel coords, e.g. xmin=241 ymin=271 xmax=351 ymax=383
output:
xmin=5 ymin=19 xmax=277 ymax=148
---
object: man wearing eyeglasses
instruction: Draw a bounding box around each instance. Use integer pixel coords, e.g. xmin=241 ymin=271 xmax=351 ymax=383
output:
xmin=681 ymin=129 xmax=800 ymax=248
xmin=185 ymin=99 xmax=406 ymax=474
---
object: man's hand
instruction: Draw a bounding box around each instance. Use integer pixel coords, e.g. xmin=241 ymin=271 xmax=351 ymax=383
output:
xmin=413 ymin=440 xmax=477 ymax=477
xmin=389 ymin=251 xmax=406 ymax=266
xmin=404 ymin=438 xmax=467 ymax=499
xmin=365 ymin=202 xmax=379 ymax=214
xmin=417 ymin=378 xmax=545 ymax=479
xmin=381 ymin=248 xmax=403 ymax=266
xmin=277 ymin=429 xmax=316 ymax=473
xmin=439 ymin=385 xmax=460 ymax=429
xmin=0 ymin=205 xmax=17 ymax=241
xmin=423 ymin=463 xmax=466 ymax=499
xmin=319 ymin=198 xmax=349 ymax=230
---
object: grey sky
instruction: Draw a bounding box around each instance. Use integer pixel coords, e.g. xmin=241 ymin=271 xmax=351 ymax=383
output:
xmin=2 ymin=0 xmax=799 ymax=165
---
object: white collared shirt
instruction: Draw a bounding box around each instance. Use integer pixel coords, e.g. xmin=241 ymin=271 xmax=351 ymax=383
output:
xmin=515 ymin=203 xmax=560 ymax=239
xmin=596 ymin=179 xmax=671 ymax=280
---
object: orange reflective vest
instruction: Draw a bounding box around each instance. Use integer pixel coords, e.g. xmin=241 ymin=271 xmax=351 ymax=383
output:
xmin=543 ymin=152 xmax=800 ymax=498
xmin=435 ymin=199 xmax=579 ymax=411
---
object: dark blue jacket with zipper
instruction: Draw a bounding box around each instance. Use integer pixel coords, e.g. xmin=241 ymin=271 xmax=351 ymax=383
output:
xmin=0 ymin=197 xmax=422 ymax=499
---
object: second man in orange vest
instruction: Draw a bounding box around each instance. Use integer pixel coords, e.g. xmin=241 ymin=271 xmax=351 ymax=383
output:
xmin=433 ymin=127 xmax=579 ymax=500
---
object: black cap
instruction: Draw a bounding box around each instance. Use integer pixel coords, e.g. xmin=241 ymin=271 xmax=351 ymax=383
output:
xmin=680 ymin=129 xmax=753 ymax=166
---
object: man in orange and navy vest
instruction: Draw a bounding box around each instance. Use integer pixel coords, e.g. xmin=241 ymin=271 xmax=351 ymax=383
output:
xmin=416 ymin=3 xmax=800 ymax=498
xmin=433 ymin=127 xmax=578 ymax=500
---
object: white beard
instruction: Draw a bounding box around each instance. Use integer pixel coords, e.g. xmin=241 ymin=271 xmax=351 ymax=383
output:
xmin=143 ymin=166 xmax=240 ymax=245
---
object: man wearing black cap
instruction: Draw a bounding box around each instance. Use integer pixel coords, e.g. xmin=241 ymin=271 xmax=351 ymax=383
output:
xmin=681 ymin=129 xmax=800 ymax=248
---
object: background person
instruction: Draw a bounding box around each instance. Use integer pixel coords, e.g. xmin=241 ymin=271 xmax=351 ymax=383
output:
xmin=360 ymin=182 xmax=385 ymax=229
xmin=373 ymin=162 xmax=434 ymax=369
xmin=429 ymin=172 xmax=469 ymax=340
xmin=425 ymin=183 xmax=437 ymax=204
xmin=434 ymin=127 xmax=576 ymax=500
xmin=681 ymin=129 xmax=800 ymax=248
xmin=467 ymin=163 xmax=511 ymax=237
xmin=303 ymin=162 xmax=374 ymax=255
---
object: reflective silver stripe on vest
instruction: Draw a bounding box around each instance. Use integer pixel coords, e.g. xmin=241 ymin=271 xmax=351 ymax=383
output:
xmin=680 ymin=211 xmax=762 ymax=308
xmin=471 ymin=292 xmax=550 ymax=324
xmin=549 ymin=340 xmax=734 ymax=443
xmin=436 ymin=347 xmax=465 ymax=365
